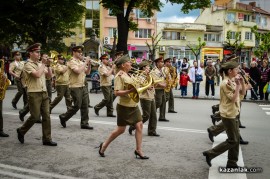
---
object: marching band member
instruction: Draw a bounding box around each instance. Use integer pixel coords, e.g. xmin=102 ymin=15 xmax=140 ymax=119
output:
xmin=153 ymin=57 xmax=168 ymax=122
xmin=9 ymin=51 xmax=26 ymax=109
xmin=94 ymin=54 xmax=115 ymax=117
xmin=97 ymin=55 xmax=149 ymax=159
xmin=59 ymin=45 xmax=93 ymax=130
xmin=16 ymin=43 xmax=57 ymax=146
xmin=50 ymin=54 xmax=72 ymax=113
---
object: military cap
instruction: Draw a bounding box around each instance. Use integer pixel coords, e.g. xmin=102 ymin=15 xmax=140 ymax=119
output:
xmin=154 ymin=57 xmax=163 ymax=63
xmin=221 ymin=60 xmax=239 ymax=70
xmin=12 ymin=50 xmax=20 ymax=57
xmin=71 ymin=45 xmax=83 ymax=52
xmin=115 ymin=54 xmax=130 ymax=66
xmin=57 ymin=54 xmax=64 ymax=59
xmin=115 ymin=51 xmax=124 ymax=56
xmin=164 ymin=58 xmax=171 ymax=63
xmin=99 ymin=54 xmax=109 ymax=60
xmin=138 ymin=61 xmax=149 ymax=69
xmin=26 ymin=43 xmax=42 ymax=52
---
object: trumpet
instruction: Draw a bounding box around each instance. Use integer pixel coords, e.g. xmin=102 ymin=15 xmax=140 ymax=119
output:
xmin=238 ymin=67 xmax=256 ymax=85
xmin=83 ymin=57 xmax=102 ymax=67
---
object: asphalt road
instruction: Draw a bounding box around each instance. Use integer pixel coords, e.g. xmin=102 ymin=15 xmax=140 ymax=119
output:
xmin=0 ymin=85 xmax=269 ymax=179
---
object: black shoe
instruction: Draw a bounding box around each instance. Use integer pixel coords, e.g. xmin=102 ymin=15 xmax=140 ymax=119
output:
xmin=88 ymin=105 xmax=93 ymax=108
xmin=43 ymin=141 xmax=57 ymax=146
xmin=59 ymin=115 xmax=66 ymax=128
xmin=17 ymin=128 xmax=24 ymax=144
xmin=19 ymin=111 xmax=24 ymax=122
xmin=240 ymin=140 xmax=249 ymax=145
xmin=202 ymin=151 xmax=212 ymax=167
xmin=239 ymin=125 xmax=246 ymax=128
xmin=35 ymin=119 xmax=42 ymax=123
xmin=207 ymin=128 xmax=214 ymax=142
xmin=96 ymin=142 xmax=105 ymax=157
xmin=134 ymin=150 xmax=149 ymax=159
xmin=94 ymin=107 xmax=99 ymax=116
xmin=148 ymin=133 xmax=160 ymax=137
xmin=226 ymin=165 xmax=239 ymax=168
xmin=81 ymin=125 xmax=94 ymax=130
xmin=12 ymin=102 xmax=17 ymax=109
xmin=128 ymin=126 xmax=135 ymax=135
xmin=168 ymin=110 xmax=177 ymax=113
xmin=159 ymin=119 xmax=169 ymax=122
xmin=210 ymin=115 xmax=216 ymax=126
xmin=107 ymin=114 xmax=116 ymax=117
xmin=0 ymin=131 xmax=9 ymax=137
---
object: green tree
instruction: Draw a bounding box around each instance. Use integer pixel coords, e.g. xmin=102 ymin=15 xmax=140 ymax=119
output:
xmin=186 ymin=37 xmax=206 ymax=62
xmin=251 ymin=25 xmax=270 ymax=60
xmin=100 ymin=0 xmax=211 ymax=53
xmin=0 ymin=0 xmax=85 ymax=52
xmin=223 ymin=30 xmax=244 ymax=56
xmin=145 ymin=32 xmax=162 ymax=61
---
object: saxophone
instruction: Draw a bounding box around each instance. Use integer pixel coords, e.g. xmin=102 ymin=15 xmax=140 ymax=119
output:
xmin=170 ymin=66 xmax=178 ymax=88
xmin=164 ymin=66 xmax=172 ymax=93
xmin=0 ymin=59 xmax=11 ymax=100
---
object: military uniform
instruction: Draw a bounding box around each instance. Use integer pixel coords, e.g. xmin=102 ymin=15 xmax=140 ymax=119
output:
xmin=9 ymin=59 xmax=27 ymax=107
xmin=153 ymin=66 xmax=167 ymax=121
xmin=50 ymin=63 xmax=72 ymax=112
xmin=59 ymin=54 xmax=92 ymax=129
xmin=94 ymin=61 xmax=114 ymax=116
xmin=45 ymin=70 xmax=53 ymax=102
xmin=17 ymin=58 xmax=52 ymax=143
xmin=203 ymin=60 xmax=243 ymax=168
xmin=114 ymin=70 xmax=142 ymax=126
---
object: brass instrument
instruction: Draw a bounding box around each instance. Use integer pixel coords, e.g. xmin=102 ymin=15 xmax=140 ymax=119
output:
xmin=238 ymin=67 xmax=258 ymax=99
xmin=0 ymin=59 xmax=11 ymax=100
xmin=149 ymin=66 xmax=164 ymax=84
xmin=163 ymin=66 xmax=172 ymax=93
xmin=127 ymin=69 xmax=153 ymax=103
xmin=49 ymin=50 xmax=59 ymax=68
xmin=170 ymin=66 xmax=178 ymax=88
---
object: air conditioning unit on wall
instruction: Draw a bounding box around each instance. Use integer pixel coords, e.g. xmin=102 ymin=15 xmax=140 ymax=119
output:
xmin=103 ymin=36 xmax=110 ymax=45
xmin=181 ymin=36 xmax=186 ymax=40
xmin=160 ymin=46 xmax=165 ymax=51
xmin=225 ymin=20 xmax=231 ymax=24
xmin=146 ymin=18 xmax=152 ymax=23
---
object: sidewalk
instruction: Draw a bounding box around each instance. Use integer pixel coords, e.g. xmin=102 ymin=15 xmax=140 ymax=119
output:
xmin=173 ymin=82 xmax=270 ymax=104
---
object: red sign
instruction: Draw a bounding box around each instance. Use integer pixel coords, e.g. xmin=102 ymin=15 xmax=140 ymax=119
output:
xmin=127 ymin=45 xmax=136 ymax=51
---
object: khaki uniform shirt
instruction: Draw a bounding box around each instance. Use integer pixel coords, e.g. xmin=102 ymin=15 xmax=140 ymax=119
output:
xmin=114 ymin=70 xmax=137 ymax=107
xmin=152 ymin=67 xmax=165 ymax=89
xmin=219 ymin=77 xmax=242 ymax=119
xmin=54 ymin=64 xmax=69 ymax=86
xmin=139 ymin=85 xmax=155 ymax=100
xmin=98 ymin=64 xmax=112 ymax=86
xmin=9 ymin=61 xmax=24 ymax=77
xmin=68 ymin=58 xmax=86 ymax=88
xmin=24 ymin=59 xmax=47 ymax=92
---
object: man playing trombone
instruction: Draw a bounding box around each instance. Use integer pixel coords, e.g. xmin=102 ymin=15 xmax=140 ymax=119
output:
xmin=59 ymin=45 xmax=93 ymax=130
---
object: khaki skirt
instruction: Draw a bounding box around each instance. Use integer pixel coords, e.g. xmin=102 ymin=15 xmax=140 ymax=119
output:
xmin=116 ymin=104 xmax=142 ymax=126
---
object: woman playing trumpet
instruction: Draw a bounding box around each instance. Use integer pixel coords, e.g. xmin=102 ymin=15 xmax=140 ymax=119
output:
xmin=97 ymin=55 xmax=149 ymax=159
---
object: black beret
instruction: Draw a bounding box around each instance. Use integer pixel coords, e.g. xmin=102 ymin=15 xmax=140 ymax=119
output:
xmin=115 ymin=51 xmax=124 ymax=56
xmin=164 ymin=58 xmax=171 ymax=63
xmin=71 ymin=45 xmax=83 ymax=52
xmin=26 ymin=43 xmax=42 ymax=52
xmin=57 ymin=54 xmax=64 ymax=59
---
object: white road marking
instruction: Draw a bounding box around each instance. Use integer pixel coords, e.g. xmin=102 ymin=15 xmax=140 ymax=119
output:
xmin=262 ymin=108 xmax=270 ymax=110
xmin=208 ymin=134 xmax=246 ymax=179
xmin=266 ymin=112 xmax=270 ymax=115
xmin=0 ymin=163 xmax=84 ymax=179
xmin=259 ymin=105 xmax=270 ymax=107
xmin=3 ymin=111 xmax=207 ymax=134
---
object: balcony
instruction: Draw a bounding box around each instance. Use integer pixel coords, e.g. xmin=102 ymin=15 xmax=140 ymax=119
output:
xmin=238 ymin=21 xmax=256 ymax=28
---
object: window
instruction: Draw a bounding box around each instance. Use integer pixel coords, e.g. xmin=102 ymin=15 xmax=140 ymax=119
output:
xmin=243 ymin=14 xmax=250 ymax=21
xmin=204 ymin=34 xmax=220 ymax=42
xmin=227 ymin=12 xmax=236 ymax=22
xmin=135 ymin=9 xmax=148 ymax=18
xmin=135 ymin=29 xmax=151 ymax=38
xmin=167 ymin=49 xmax=195 ymax=60
xmin=261 ymin=17 xmax=267 ymax=27
xmin=86 ymin=0 xmax=99 ymax=10
xmin=162 ymin=31 xmax=181 ymax=40
xmin=228 ymin=31 xmax=236 ymax=39
xmin=245 ymin=32 xmax=252 ymax=40
xmin=109 ymin=28 xmax=117 ymax=38
xmin=256 ymin=14 xmax=261 ymax=25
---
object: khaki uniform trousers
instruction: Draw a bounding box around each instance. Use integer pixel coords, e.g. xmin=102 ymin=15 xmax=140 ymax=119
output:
xmin=50 ymin=85 xmax=72 ymax=111
xmin=0 ymin=100 xmax=3 ymax=131
xmin=155 ymin=89 xmax=166 ymax=119
xmin=165 ymin=89 xmax=174 ymax=112
xmin=206 ymin=117 xmax=240 ymax=167
xmin=140 ymin=99 xmax=157 ymax=134
xmin=19 ymin=92 xmax=52 ymax=142
xmin=46 ymin=79 xmax=52 ymax=101
xmin=60 ymin=87 xmax=89 ymax=127
xmin=94 ymin=86 xmax=113 ymax=115
xmin=12 ymin=78 xmax=27 ymax=105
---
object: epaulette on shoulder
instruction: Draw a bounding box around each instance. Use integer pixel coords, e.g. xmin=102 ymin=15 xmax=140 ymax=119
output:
xmin=115 ymin=71 xmax=124 ymax=78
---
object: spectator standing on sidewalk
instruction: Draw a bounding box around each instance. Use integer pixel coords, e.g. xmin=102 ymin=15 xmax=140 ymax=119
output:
xmin=189 ymin=61 xmax=203 ymax=99
xmin=214 ymin=59 xmax=221 ymax=86
xmin=249 ymin=61 xmax=260 ymax=100
xmin=204 ymin=59 xmax=216 ymax=99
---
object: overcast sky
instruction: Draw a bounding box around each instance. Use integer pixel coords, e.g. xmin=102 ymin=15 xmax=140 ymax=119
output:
xmin=157 ymin=0 xmax=213 ymax=23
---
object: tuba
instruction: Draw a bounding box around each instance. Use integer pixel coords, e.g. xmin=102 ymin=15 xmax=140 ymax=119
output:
xmin=50 ymin=50 xmax=59 ymax=68
xmin=163 ymin=66 xmax=172 ymax=93
xmin=127 ymin=70 xmax=153 ymax=103
xmin=0 ymin=59 xmax=11 ymax=100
